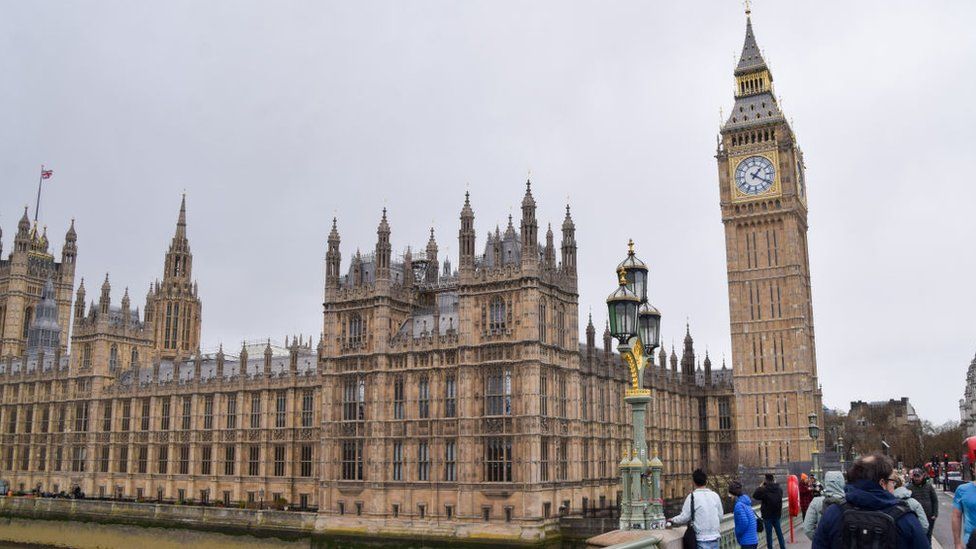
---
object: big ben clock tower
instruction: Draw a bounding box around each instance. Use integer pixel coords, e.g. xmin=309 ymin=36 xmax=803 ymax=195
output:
xmin=718 ymin=9 xmax=822 ymax=467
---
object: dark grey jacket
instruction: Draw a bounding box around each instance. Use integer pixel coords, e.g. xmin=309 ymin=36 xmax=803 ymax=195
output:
xmin=907 ymin=477 xmax=939 ymax=518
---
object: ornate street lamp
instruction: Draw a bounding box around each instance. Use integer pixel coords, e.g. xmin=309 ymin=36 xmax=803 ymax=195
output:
xmin=606 ymin=240 xmax=664 ymax=531
xmin=808 ymin=412 xmax=821 ymax=481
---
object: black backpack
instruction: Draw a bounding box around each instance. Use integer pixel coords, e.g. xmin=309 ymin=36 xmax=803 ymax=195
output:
xmin=833 ymin=501 xmax=910 ymax=548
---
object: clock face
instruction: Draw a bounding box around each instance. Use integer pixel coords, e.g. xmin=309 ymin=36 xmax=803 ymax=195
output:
xmin=734 ymin=155 xmax=776 ymax=195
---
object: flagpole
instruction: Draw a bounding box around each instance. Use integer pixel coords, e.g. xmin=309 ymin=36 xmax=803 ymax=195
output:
xmin=34 ymin=164 xmax=44 ymax=223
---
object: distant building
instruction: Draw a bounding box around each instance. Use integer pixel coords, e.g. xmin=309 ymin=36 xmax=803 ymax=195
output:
xmin=846 ymin=397 xmax=923 ymax=464
xmin=850 ymin=398 xmax=920 ymax=428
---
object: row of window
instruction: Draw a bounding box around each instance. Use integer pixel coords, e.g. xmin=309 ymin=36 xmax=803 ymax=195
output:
xmin=341 ymin=437 xmax=512 ymax=483
xmin=2 ymin=443 xmax=315 ymax=478
xmin=0 ymin=390 xmax=316 ymax=434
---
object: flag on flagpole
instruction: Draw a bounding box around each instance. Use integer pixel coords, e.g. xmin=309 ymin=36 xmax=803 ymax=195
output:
xmin=41 ymin=169 xmax=53 ymax=179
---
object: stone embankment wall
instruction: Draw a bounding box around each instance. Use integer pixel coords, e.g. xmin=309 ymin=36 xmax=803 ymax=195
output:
xmin=0 ymin=497 xmax=552 ymax=548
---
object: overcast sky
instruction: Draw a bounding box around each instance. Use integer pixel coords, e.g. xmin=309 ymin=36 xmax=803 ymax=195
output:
xmin=1 ymin=1 xmax=974 ymax=423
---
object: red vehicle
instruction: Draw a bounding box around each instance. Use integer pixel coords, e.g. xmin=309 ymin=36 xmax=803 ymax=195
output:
xmin=963 ymin=437 xmax=976 ymax=481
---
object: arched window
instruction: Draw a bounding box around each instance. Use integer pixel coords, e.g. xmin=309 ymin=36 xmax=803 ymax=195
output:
xmin=22 ymin=306 xmax=33 ymax=339
xmin=556 ymin=305 xmax=566 ymax=348
xmin=538 ymin=301 xmax=547 ymax=343
xmin=82 ymin=343 xmax=92 ymax=370
xmin=130 ymin=348 xmax=139 ymax=370
xmin=489 ymin=297 xmax=506 ymax=333
xmin=348 ymin=314 xmax=364 ymax=344
xmin=109 ymin=345 xmax=119 ymax=372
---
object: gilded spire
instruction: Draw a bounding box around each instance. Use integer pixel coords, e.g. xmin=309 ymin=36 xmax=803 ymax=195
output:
xmin=736 ymin=9 xmax=767 ymax=75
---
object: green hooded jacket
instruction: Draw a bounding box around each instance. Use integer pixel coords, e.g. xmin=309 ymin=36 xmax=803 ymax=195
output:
xmin=802 ymin=470 xmax=845 ymax=540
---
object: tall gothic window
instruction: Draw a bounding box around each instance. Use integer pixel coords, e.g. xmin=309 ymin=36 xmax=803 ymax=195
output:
xmin=22 ymin=306 xmax=33 ymax=339
xmin=444 ymin=440 xmax=456 ymax=481
xmin=300 ymin=445 xmax=313 ymax=477
xmin=250 ymin=393 xmax=261 ymax=429
xmin=540 ymin=437 xmax=550 ymax=481
xmin=342 ymin=439 xmax=364 ymax=480
xmin=484 ymin=367 xmax=512 ymax=416
xmin=444 ymin=375 xmax=456 ymax=418
xmin=393 ymin=376 xmax=404 ymax=419
xmin=348 ymin=314 xmax=364 ymax=345
xmin=161 ymin=398 xmax=171 ymax=430
xmin=129 ymin=348 xmax=139 ymax=370
xmin=392 ymin=441 xmax=403 ymax=481
xmin=343 ymin=377 xmax=365 ymax=421
xmin=109 ymin=345 xmax=119 ymax=372
xmin=418 ymin=376 xmax=430 ymax=419
xmin=540 ymin=370 xmax=549 ymax=417
xmin=417 ymin=441 xmax=429 ymax=481
xmin=301 ymin=390 xmax=314 ymax=428
xmin=82 ymin=344 xmax=92 ymax=370
xmin=489 ymin=297 xmax=506 ymax=333
xmin=181 ymin=302 xmax=191 ymax=351
xmin=556 ymin=305 xmax=566 ymax=348
xmin=484 ymin=437 xmax=513 ymax=482
xmin=203 ymin=395 xmax=214 ymax=430
xmin=164 ymin=302 xmax=180 ymax=350
xmin=275 ymin=391 xmax=287 ymax=428
xmin=538 ymin=301 xmax=547 ymax=343
xmin=558 ymin=373 xmax=568 ymax=418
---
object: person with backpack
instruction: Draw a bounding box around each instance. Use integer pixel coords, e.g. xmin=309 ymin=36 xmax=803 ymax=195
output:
xmin=752 ymin=474 xmax=787 ymax=549
xmin=669 ymin=469 xmax=724 ymax=549
xmin=728 ymin=481 xmax=758 ymax=549
xmin=812 ymin=452 xmax=928 ymax=549
xmin=802 ymin=470 xmax=845 ymax=540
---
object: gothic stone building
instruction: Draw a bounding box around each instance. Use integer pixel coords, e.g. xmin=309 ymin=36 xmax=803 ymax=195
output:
xmin=0 ymin=186 xmax=734 ymax=542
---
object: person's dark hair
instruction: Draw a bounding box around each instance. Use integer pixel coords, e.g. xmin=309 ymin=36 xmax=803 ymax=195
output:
xmin=728 ymin=480 xmax=743 ymax=497
xmin=847 ymin=452 xmax=894 ymax=484
xmin=692 ymin=469 xmax=707 ymax=487
xmin=764 ymin=473 xmax=775 ymax=482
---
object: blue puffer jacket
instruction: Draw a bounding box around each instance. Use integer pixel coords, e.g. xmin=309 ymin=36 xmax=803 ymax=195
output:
xmin=733 ymin=494 xmax=759 ymax=546
xmin=812 ymin=479 xmax=929 ymax=549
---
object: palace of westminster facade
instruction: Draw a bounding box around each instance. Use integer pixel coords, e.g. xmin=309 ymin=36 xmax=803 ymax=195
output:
xmin=0 ymin=11 xmax=819 ymax=541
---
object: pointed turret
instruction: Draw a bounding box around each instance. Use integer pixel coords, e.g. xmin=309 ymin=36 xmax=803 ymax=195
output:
xmin=61 ymin=218 xmax=77 ymax=264
xmin=586 ymin=312 xmax=596 ymax=349
xmin=99 ymin=273 xmax=111 ymax=315
xmin=375 ymin=209 xmax=391 ymax=281
xmin=520 ymin=179 xmax=538 ymax=263
xmin=403 ymin=247 xmax=414 ymax=289
xmin=704 ymin=350 xmax=713 ymax=386
xmin=561 ymin=204 xmax=577 ymax=275
xmin=264 ymin=339 xmax=273 ymax=377
xmin=724 ymin=10 xmax=786 ymax=131
xmin=458 ymin=192 xmax=476 ymax=271
xmin=121 ymin=287 xmax=131 ymax=323
xmin=14 ymin=206 xmax=31 ymax=252
xmin=326 ymin=217 xmax=342 ymax=289
xmin=163 ymin=195 xmax=192 ymax=280
xmin=603 ymin=320 xmax=612 ymax=361
xmin=74 ymin=278 xmax=86 ymax=320
xmin=681 ymin=323 xmax=696 ymax=383
xmin=425 ymin=228 xmax=438 ymax=283
xmin=658 ymin=346 xmax=668 ymax=373
xmin=544 ymin=224 xmax=555 ymax=269
xmin=735 ymin=12 xmax=767 ymax=76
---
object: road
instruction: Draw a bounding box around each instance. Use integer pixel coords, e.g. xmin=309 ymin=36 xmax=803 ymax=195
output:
xmin=935 ymin=486 xmax=957 ymax=549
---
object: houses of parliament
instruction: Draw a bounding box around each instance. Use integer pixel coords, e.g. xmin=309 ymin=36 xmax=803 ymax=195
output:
xmin=0 ymin=10 xmax=820 ymax=542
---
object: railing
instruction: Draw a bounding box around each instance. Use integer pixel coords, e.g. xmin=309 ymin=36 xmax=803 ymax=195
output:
xmin=603 ymin=500 xmax=791 ymax=549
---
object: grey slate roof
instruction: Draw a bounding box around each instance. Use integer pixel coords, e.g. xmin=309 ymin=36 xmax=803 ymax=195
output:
xmin=735 ymin=17 xmax=768 ymax=75
xmin=724 ymin=92 xmax=785 ymax=130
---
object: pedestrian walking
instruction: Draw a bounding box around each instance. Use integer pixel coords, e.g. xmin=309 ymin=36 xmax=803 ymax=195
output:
xmin=908 ymin=467 xmax=940 ymax=542
xmin=799 ymin=473 xmax=813 ymax=517
xmin=669 ymin=469 xmax=724 ymax=549
xmin=953 ymin=460 xmax=976 ymax=549
xmin=812 ymin=452 xmax=928 ymax=549
xmin=728 ymin=481 xmax=758 ymax=549
xmin=802 ymin=470 xmax=845 ymax=540
xmin=892 ymin=476 xmax=929 ymax=531
xmin=752 ymin=473 xmax=787 ymax=549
